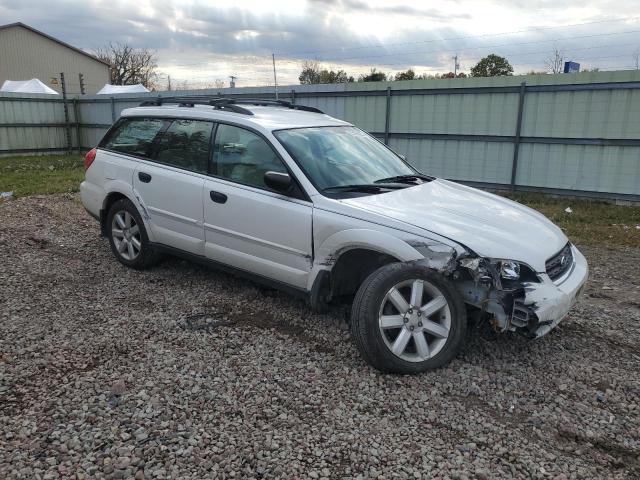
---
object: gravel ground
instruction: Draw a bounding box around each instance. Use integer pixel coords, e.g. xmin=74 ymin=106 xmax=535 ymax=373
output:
xmin=1 ymin=194 xmax=639 ymax=480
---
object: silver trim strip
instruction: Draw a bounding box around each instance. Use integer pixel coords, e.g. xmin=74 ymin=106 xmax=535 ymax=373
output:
xmin=204 ymin=222 xmax=310 ymax=258
xmin=147 ymin=206 xmax=201 ymax=226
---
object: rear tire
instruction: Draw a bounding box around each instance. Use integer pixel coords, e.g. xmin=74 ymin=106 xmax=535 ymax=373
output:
xmin=351 ymin=262 xmax=466 ymax=374
xmin=106 ymin=198 xmax=160 ymax=270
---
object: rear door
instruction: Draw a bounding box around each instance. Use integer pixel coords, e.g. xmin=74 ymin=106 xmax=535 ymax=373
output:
xmin=202 ymin=123 xmax=313 ymax=289
xmin=132 ymin=118 xmax=214 ymax=256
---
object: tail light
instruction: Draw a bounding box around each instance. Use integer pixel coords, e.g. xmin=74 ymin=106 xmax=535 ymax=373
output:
xmin=84 ymin=148 xmax=97 ymax=170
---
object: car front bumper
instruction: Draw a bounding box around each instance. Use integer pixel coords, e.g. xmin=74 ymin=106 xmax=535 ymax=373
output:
xmin=517 ymin=245 xmax=589 ymax=338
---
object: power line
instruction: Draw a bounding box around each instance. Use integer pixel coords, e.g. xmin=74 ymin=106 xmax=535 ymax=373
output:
xmin=271 ymin=42 xmax=640 ymax=71
xmin=160 ymin=28 xmax=640 ymax=74
xmin=275 ymin=15 xmax=640 ymax=56
xmin=161 ymin=18 xmax=640 ymax=69
xmin=156 ymin=24 xmax=640 ymax=83
xmin=297 ymin=29 xmax=640 ymax=64
xmin=392 ymin=44 xmax=637 ymax=66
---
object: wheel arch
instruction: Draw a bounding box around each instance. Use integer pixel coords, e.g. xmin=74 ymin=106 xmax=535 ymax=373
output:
xmin=308 ymin=229 xmax=425 ymax=309
xmin=100 ymin=183 xmax=153 ymax=241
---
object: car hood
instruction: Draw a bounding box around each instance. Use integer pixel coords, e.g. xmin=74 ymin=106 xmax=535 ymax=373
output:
xmin=340 ymin=179 xmax=567 ymax=272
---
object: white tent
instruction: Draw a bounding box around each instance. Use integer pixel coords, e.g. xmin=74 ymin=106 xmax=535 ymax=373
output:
xmin=0 ymin=79 xmax=59 ymax=95
xmin=96 ymin=84 xmax=150 ymax=95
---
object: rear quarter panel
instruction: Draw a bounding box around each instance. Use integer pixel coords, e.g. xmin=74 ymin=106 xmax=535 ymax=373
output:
xmin=80 ymin=150 xmax=157 ymax=242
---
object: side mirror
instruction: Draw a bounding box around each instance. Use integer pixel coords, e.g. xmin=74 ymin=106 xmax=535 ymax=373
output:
xmin=264 ymin=171 xmax=292 ymax=192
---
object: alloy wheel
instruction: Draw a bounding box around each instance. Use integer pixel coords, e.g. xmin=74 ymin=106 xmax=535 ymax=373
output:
xmin=111 ymin=210 xmax=142 ymax=261
xmin=378 ymin=279 xmax=451 ymax=362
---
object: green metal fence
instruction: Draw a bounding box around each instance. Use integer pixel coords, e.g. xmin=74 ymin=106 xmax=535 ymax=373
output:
xmin=1 ymin=70 xmax=640 ymax=201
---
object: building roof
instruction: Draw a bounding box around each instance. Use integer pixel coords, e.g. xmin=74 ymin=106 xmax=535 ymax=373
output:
xmin=0 ymin=22 xmax=110 ymax=67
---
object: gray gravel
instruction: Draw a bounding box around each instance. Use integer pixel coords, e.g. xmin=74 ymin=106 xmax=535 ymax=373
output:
xmin=1 ymin=194 xmax=639 ymax=479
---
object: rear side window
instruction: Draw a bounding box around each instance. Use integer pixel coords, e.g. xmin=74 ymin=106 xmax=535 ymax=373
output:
xmin=153 ymin=119 xmax=214 ymax=173
xmin=102 ymin=118 xmax=166 ymax=158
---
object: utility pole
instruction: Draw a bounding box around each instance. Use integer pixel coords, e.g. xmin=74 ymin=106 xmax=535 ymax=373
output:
xmin=229 ymin=75 xmax=236 ymax=88
xmin=453 ymin=55 xmax=460 ymax=76
xmin=167 ymin=75 xmax=172 ymax=91
xmin=272 ymin=53 xmax=279 ymax=100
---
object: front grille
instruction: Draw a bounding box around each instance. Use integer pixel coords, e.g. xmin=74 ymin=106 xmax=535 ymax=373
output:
xmin=546 ymin=243 xmax=573 ymax=281
xmin=511 ymin=301 xmax=531 ymax=328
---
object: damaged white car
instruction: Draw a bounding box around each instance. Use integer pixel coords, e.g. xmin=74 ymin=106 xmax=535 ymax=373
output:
xmin=80 ymin=98 xmax=589 ymax=374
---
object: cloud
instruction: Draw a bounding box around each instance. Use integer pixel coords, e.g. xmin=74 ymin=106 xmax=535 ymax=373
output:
xmin=1 ymin=0 xmax=638 ymax=87
xmin=312 ymin=0 xmax=471 ymax=20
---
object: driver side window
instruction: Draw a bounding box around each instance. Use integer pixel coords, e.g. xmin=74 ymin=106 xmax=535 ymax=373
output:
xmin=212 ymin=124 xmax=287 ymax=190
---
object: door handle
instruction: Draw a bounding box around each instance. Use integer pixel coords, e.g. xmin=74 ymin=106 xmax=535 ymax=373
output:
xmin=209 ymin=191 xmax=228 ymax=204
xmin=138 ymin=172 xmax=152 ymax=183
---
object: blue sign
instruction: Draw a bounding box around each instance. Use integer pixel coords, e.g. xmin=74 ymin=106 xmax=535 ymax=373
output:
xmin=564 ymin=61 xmax=580 ymax=73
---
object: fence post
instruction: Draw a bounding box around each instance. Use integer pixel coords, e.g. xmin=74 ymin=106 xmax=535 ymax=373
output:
xmin=60 ymin=72 xmax=72 ymax=153
xmin=110 ymin=96 xmax=116 ymax=122
xmin=78 ymin=73 xmax=86 ymax=95
xmin=291 ymin=89 xmax=296 ymax=105
xmin=73 ymin=98 xmax=82 ymax=154
xmin=510 ymin=81 xmax=527 ymax=190
xmin=384 ymin=86 xmax=392 ymax=145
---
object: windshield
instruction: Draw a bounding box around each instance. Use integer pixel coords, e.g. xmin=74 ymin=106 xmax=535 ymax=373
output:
xmin=274 ymin=126 xmax=416 ymax=191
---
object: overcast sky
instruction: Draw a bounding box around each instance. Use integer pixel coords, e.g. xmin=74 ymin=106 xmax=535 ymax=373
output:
xmin=1 ymin=0 xmax=639 ymax=88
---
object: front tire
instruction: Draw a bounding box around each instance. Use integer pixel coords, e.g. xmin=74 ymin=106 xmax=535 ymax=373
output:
xmin=106 ymin=198 xmax=159 ymax=269
xmin=351 ymin=262 xmax=466 ymax=374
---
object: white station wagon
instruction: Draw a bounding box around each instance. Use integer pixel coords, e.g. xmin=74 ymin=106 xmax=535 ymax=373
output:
xmin=81 ymin=97 xmax=589 ymax=373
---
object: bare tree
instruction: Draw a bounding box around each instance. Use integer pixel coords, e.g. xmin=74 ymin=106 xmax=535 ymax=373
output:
xmin=214 ymin=79 xmax=226 ymax=89
xmin=634 ymin=49 xmax=640 ymax=70
xmin=175 ymin=80 xmax=190 ymax=91
xmin=94 ymin=43 xmax=158 ymax=89
xmin=545 ymin=48 xmax=564 ymax=74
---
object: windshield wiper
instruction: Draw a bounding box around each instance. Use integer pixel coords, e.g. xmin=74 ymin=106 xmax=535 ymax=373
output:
xmin=323 ymin=183 xmax=404 ymax=193
xmin=374 ymin=174 xmax=432 ymax=184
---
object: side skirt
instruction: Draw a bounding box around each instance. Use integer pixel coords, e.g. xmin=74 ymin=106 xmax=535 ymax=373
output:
xmin=150 ymin=242 xmax=311 ymax=301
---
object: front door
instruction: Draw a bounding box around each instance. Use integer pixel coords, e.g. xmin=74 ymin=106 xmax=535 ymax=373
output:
xmin=202 ymin=123 xmax=313 ymax=289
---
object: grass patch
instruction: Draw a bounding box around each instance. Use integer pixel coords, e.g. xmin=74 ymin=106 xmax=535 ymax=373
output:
xmin=504 ymin=193 xmax=640 ymax=248
xmin=1 ymin=154 xmax=638 ymax=248
xmin=0 ymin=154 xmax=84 ymax=197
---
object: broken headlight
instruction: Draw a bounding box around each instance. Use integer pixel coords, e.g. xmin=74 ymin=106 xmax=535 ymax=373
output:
xmin=499 ymin=260 xmax=521 ymax=280
xmin=489 ymin=259 xmax=539 ymax=283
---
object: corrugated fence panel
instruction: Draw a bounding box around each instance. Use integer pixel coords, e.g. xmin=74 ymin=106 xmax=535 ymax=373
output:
xmin=0 ymin=99 xmax=63 ymax=123
xmin=79 ymin=126 xmax=105 ymax=148
xmin=390 ymin=92 xmax=519 ymax=136
xmin=390 ymin=138 xmax=514 ymax=184
xmin=78 ymin=100 xmax=112 ymax=124
xmin=516 ymin=143 xmax=640 ymax=195
xmin=522 ymin=89 xmax=640 ymax=139
xmin=302 ymin=96 xmax=346 ymax=119
xmin=0 ymin=94 xmax=68 ymax=152
xmin=343 ymin=95 xmax=387 ymax=132
xmin=2 ymin=71 xmax=640 ymax=200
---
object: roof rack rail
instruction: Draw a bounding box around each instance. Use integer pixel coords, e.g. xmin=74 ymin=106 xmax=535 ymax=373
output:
xmin=138 ymin=97 xmax=253 ymax=115
xmin=138 ymin=96 xmax=324 ymax=115
xmin=212 ymin=98 xmax=324 ymax=114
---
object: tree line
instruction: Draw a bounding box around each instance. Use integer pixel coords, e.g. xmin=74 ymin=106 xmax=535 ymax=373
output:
xmin=92 ymin=44 xmax=603 ymax=90
xmin=299 ymin=54 xmax=515 ymax=84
